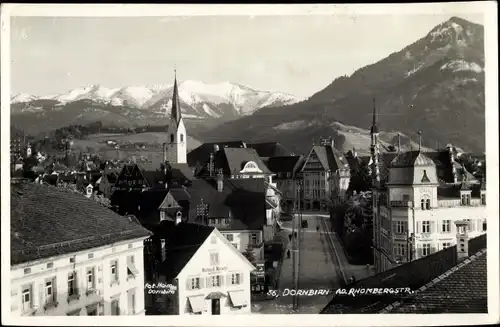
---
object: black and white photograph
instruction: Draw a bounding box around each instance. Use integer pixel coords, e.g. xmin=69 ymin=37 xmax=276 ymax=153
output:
xmin=1 ymin=3 xmax=498 ymax=326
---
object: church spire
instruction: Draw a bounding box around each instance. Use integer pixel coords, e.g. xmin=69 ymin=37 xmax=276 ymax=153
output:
xmin=171 ymin=68 xmax=182 ymax=126
xmin=370 ymin=97 xmax=380 ymax=187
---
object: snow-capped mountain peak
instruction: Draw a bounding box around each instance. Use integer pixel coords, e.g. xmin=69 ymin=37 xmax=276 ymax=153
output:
xmin=11 ymin=80 xmax=303 ymax=121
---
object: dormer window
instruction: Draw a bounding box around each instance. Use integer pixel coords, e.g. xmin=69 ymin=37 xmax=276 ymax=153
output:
xmin=460 ymin=192 xmax=471 ymax=206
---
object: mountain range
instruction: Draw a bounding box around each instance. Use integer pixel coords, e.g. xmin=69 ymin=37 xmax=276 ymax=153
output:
xmin=10 ymin=81 xmax=302 ymax=135
xmin=197 ymin=16 xmax=485 ymax=155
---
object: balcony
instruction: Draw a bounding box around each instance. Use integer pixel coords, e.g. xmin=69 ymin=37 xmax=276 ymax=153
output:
xmin=43 ymin=300 xmax=59 ymax=311
xmin=67 ymin=292 xmax=81 ymax=304
xmin=390 ymin=201 xmax=413 ymax=208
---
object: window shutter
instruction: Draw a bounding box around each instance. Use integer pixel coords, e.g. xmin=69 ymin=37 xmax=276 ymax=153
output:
xmin=219 ymin=275 xmax=224 ymax=286
xmin=226 ymin=274 xmax=231 ymax=285
xmin=416 ymin=222 xmax=421 ymax=234
xmin=240 ymin=273 xmax=244 ymax=285
xmin=470 ymin=220 xmax=476 ymax=232
xmin=206 ymin=277 xmax=211 ymax=288
xmin=199 ymin=277 xmax=204 ymax=288
xmin=186 ymin=278 xmax=191 ymax=291
xmin=430 ymin=221 xmax=436 ymax=234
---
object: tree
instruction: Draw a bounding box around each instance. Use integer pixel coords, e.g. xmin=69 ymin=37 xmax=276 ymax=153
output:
xmin=242 ymin=244 xmax=256 ymax=265
xmin=348 ymin=161 xmax=371 ymax=193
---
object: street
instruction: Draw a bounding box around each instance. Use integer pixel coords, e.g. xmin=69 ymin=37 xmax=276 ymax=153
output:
xmin=252 ymin=214 xmax=341 ymax=314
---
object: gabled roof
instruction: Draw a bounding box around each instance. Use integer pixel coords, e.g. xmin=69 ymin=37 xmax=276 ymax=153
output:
xmin=390 ymin=151 xmax=435 ymax=168
xmin=321 ymin=234 xmax=487 ymax=314
xmin=186 ymin=178 xmax=267 ymax=231
xmin=11 ymin=182 xmax=151 ymax=265
xmin=187 ymin=141 xmax=246 ymax=168
xmin=195 ymin=147 xmax=272 ymax=177
xmin=246 ymin=142 xmax=292 ymax=158
xmin=381 ymin=249 xmax=487 ymax=313
xmin=170 ymin=163 xmax=193 ymax=182
xmin=152 ymin=221 xmax=215 ymax=279
xmin=303 ymin=145 xmax=349 ymax=172
xmin=158 ymin=192 xmax=182 ymax=211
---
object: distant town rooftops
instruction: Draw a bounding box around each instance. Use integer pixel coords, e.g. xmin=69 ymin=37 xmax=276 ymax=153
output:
xmin=11 ymin=182 xmax=151 ymax=265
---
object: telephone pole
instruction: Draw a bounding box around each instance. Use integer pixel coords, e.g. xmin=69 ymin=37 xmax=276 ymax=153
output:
xmin=293 ymin=180 xmax=302 ymax=310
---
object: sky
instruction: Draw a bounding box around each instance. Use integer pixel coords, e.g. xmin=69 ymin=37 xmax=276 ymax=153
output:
xmin=10 ymin=13 xmax=484 ymax=98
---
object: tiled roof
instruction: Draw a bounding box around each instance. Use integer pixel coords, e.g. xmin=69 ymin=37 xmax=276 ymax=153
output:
xmin=11 ymin=182 xmax=151 ymax=265
xmin=187 ymin=141 xmax=246 ymax=168
xmin=321 ymin=234 xmax=486 ymax=314
xmin=438 ymin=182 xmax=482 ymax=199
xmin=246 ymin=142 xmax=292 ymax=158
xmin=152 ymin=221 xmax=215 ymax=279
xmin=390 ymin=151 xmax=435 ymax=168
xmin=304 ymin=145 xmax=348 ymax=172
xmin=170 ymin=163 xmax=193 ymax=182
xmin=265 ymin=156 xmax=305 ymax=175
xmin=196 ymin=147 xmax=272 ymax=177
xmin=382 ymin=250 xmax=487 ymax=313
xmin=186 ymin=178 xmax=267 ymax=231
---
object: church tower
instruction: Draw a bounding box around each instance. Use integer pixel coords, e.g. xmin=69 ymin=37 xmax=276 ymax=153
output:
xmin=370 ymin=98 xmax=381 ymax=186
xmin=164 ymin=70 xmax=187 ymax=164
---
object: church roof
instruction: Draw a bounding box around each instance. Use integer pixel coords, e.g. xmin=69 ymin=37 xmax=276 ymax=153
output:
xmin=171 ymin=72 xmax=182 ymax=126
xmin=390 ymin=150 xmax=435 ymax=168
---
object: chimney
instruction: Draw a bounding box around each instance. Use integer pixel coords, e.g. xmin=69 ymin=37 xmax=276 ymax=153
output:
xmin=217 ymin=169 xmax=224 ymax=192
xmin=160 ymin=238 xmax=167 ymax=262
xmin=175 ymin=211 xmax=182 ymax=225
xmin=455 ymin=220 xmax=469 ymax=262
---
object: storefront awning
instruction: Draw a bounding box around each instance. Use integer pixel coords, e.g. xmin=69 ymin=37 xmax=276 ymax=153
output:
xmin=228 ymin=290 xmax=247 ymax=307
xmin=188 ymin=295 xmax=206 ymax=313
xmin=127 ymin=257 xmax=139 ymax=275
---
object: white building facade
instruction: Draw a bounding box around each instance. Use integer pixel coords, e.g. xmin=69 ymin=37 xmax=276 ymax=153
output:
xmin=160 ymin=229 xmax=255 ymax=315
xmin=11 ymin=238 xmax=148 ymax=316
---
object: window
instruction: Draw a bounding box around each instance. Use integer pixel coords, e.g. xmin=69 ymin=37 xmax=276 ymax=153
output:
xmin=231 ymin=273 xmax=241 ymax=285
xmin=422 ymin=244 xmax=431 ymax=256
xmin=189 ymin=277 xmax=201 ymax=290
xmin=210 ymin=252 xmax=219 ymax=266
xmin=420 ymin=199 xmax=425 ymax=210
xmin=461 ymin=194 xmax=466 ymax=205
xmin=394 ymin=244 xmax=406 ymax=257
xmin=86 ymin=268 xmax=95 ymax=291
xmin=481 ymin=194 xmax=486 ymax=205
xmin=47 ymin=262 xmax=54 ymax=269
xmin=111 ymin=299 xmax=120 ymax=316
xmin=425 ymin=199 xmax=431 ymax=210
xmin=210 ymin=275 xmax=221 ymax=287
xmin=24 ymin=268 xmax=31 ymax=275
xmin=422 ymin=221 xmax=430 ymax=233
xmin=461 ymin=194 xmax=471 ymax=205
xmin=180 ymin=134 xmax=184 ymax=142
xmin=250 ymin=234 xmax=258 ymax=245
xmin=110 ymin=260 xmax=119 ymax=283
xmin=127 ymin=256 xmax=135 ymax=278
xmin=22 ymin=285 xmax=32 ymax=312
xmin=395 ymin=221 xmax=406 ymax=234
xmin=45 ymin=279 xmax=55 ymax=304
xmin=442 ymin=242 xmax=452 ymax=249
xmin=482 ymin=221 xmax=487 ymax=232
xmin=225 ymin=234 xmax=234 ymax=242
xmin=68 ymin=272 xmax=78 ymax=296
xmin=160 ymin=211 xmax=166 ymax=221
xmin=442 ymin=220 xmax=451 ymax=233
xmin=170 ymin=134 xmax=174 ymax=143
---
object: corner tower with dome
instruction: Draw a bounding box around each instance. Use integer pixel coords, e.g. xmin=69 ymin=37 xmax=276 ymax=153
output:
xmin=370 ymin=101 xmax=487 ymax=274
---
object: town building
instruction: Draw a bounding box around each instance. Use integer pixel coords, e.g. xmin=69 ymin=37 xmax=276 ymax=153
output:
xmin=263 ymin=155 xmax=305 ymax=213
xmin=368 ymin=100 xmax=487 ymax=273
xmin=300 ymin=137 xmax=351 ymax=210
xmin=321 ymin=230 xmax=487 ymax=314
xmin=146 ymin=221 xmax=255 ymax=315
xmin=10 ymin=181 xmax=151 ymax=316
